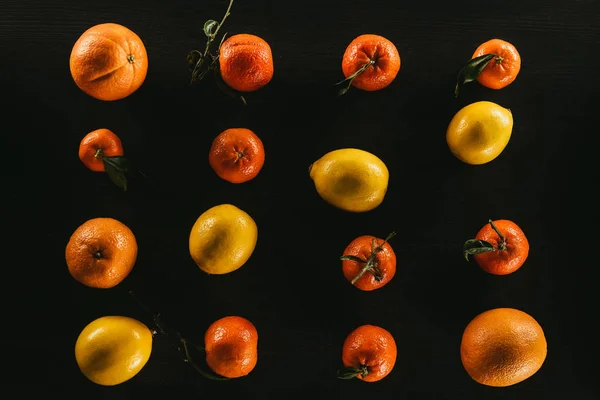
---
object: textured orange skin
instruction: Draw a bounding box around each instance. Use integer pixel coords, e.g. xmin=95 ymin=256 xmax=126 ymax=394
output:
xmin=78 ymin=128 xmax=124 ymax=172
xmin=472 ymin=39 xmax=521 ymax=89
xmin=65 ymin=218 xmax=138 ymax=288
xmin=473 ymin=220 xmax=529 ymax=275
xmin=342 ymin=325 xmax=397 ymax=382
xmin=70 ymin=23 xmax=148 ymax=101
xmin=209 ymin=128 xmax=265 ymax=183
xmin=219 ymin=34 xmax=274 ymax=92
xmin=204 ymin=316 xmax=258 ymax=378
xmin=341 ymin=34 xmax=401 ymax=91
xmin=341 ymin=235 xmax=396 ymax=291
xmin=460 ymin=308 xmax=547 ymax=387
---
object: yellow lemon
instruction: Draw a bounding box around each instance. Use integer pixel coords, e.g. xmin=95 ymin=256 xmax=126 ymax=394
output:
xmin=75 ymin=316 xmax=153 ymax=386
xmin=446 ymin=101 xmax=513 ymax=165
xmin=189 ymin=204 xmax=258 ymax=274
xmin=309 ymin=148 xmax=389 ymax=212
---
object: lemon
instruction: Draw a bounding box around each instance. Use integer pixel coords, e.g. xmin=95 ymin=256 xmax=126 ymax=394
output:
xmin=446 ymin=101 xmax=513 ymax=165
xmin=309 ymin=148 xmax=389 ymax=212
xmin=189 ymin=204 xmax=258 ymax=274
xmin=75 ymin=316 xmax=153 ymax=386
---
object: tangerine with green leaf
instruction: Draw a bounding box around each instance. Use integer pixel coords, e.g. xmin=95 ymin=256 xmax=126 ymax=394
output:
xmin=79 ymin=128 xmax=131 ymax=190
xmin=337 ymin=324 xmax=397 ymax=382
xmin=336 ymin=34 xmax=400 ymax=96
xmin=463 ymin=219 xmax=529 ymax=275
xmin=340 ymin=232 xmax=397 ymax=291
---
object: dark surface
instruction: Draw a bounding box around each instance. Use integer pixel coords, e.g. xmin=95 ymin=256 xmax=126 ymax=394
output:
xmin=6 ymin=0 xmax=599 ymax=398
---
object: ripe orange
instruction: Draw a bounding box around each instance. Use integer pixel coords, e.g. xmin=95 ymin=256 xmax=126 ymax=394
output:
xmin=463 ymin=219 xmax=529 ymax=275
xmin=70 ymin=23 xmax=148 ymax=101
xmin=340 ymin=232 xmax=396 ymax=291
xmin=341 ymin=34 xmax=400 ymax=91
xmin=472 ymin=39 xmax=521 ymax=90
xmin=338 ymin=324 xmax=397 ymax=382
xmin=65 ymin=217 xmax=138 ymax=288
xmin=460 ymin=308 xmax=547 ymax=387
xmin=79 ymin=128 xmax=124 ymax=172
xmin=208 ymin=128 xmax=265 ymax=183
xmin=219 ymin=33 xmax=274 ymax=92
xmin=204 ymin=316 xmax=258 ymax=378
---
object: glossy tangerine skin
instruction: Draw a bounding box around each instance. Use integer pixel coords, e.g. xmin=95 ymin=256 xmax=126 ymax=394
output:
xmin=78 ymin=129 xmax=124 ymax=172
xmin=473 ymin=219 xmax=529 ymax=275
xmin=219 ymin=34 xmax=274 ymax=92
xmin=341 ymin=235 xmax=396 ymax=291
xmin=204 ymin=316 xmax=258 ymax=378
xmin=341 ymin=34 xmax=400 ymax=91
xmin=209 ymin=128 xmax=265 ymax=183
xmin=472 ymin=39 xmax=521 ymax=89
xmin=342 ymin=325 xmax=397 ymax=382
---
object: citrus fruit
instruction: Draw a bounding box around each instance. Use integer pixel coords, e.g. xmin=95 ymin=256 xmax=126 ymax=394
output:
xmin=78 ymin=128 xmax=124 ymax=172
xmin=309 ymin=148 xmax=389 ymax=212
xmin=70 ymin=23 xmax=148 ymax=101
xmin=460 ymin=308 xmax=547 ymax=387
xmin=472 ymin=39 xmax=521 ymax=90
xmin=341 ymin=34 xmax=400 ymax=91
xmin=65 ymin=217 xmax=137 ymax=288
xmin=75 ymin=315 xmax=153 ymax=386
xmin=219 ymin=33 xmax=274 ymax=92
xmin=209 ymin=128 xmax=265 ymax=183
xmin=463 ymin=219 xmax=529 ymax=275
xmin=205 ymin=315 xmax=258 ymax=378
xmin=341 ymin=232 xmax=396 ymax=291
xmin=189 ymin=204 xmax=258 ymax=274
xmin=446 ymin=101 xmax=513 ymax=165
xmin=338 ymin=324 xmax=397 ymax=382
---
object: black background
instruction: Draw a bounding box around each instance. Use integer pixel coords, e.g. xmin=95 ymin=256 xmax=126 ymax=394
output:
xmin=6 ymin=0 xmax=599 ymax=398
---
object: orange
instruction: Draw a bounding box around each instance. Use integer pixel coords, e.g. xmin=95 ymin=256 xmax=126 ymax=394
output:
xmin=204 ymin=316 xmax=258 ymax=378
xmin=65 ymin=217 xmax=138 ymax=288
xmin=472 ymin=39 xmax=521 ymax=90
xmin=219 ymin=34 xmax=274 ymax=92
xmin=338 ymin=324 xmax=397 ymax=382
xmin=70 ymin=23 xmax=148 ymax=101
xmin=78 ymin=128 xmax=124 ymax=172
xmin=460 ymin=308 xmax=547 ymax=387
xmin=208 ymin=128 xmax=265 ymax=183
xmin=341 ymin=232 xmax=396 ymax=291
xmin=341 ymin=34 xmax=401 ymax=91
xmin=463 ymin=219 xmax=529 ymax=275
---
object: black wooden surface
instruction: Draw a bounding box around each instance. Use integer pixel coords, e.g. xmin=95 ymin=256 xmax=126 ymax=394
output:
xmin=5 ymin=0 xmax=599 ymax=398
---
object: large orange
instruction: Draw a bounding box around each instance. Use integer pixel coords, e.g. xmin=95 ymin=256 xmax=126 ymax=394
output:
xmin=70 ymin=23 xmax=148 ymax=101
xmin=208 ymin=128 xmax=265 ymax=183
xmin=472 ymin=39 xmax=521 ymax=90
xmin=460 ymin=308 xmax=547 ymax=387
xmin=341 ymin=34 xmax=401 ymax=91
xmin=204 ymin=316 xmax=258 ymax=378
xmin=65 ymin=217 xmax=138 ymax=288
xmin=219 ymin=34 xmax=274 ymax=92
xmin=338 ymin=324 xmax=397 ymax=382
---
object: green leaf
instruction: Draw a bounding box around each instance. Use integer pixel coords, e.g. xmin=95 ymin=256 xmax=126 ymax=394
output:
xmin=454 ymin=53 xmax=496 ymax=97
xmin=103 ymin=156 xmax=130 ymax=173
xmin=462 ymin=239 xmax=495 ymax=261
xmin=104 ymin=161 xmax=128 ymax=191
xmin=337 ymin=366 xmax=360 ymax=380
xmin=203 ymin=20 xmax=219 ymax=38
xmin=340 ymin=255 xmax=367 ymax=263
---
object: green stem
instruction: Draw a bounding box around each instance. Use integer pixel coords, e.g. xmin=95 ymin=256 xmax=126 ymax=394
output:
xmin=348 ymin=232 xmax=396 ymax=285
xmin=488 ymin=219 xmax=507 ymax=250
xmin=335 ymin=59 xmax=376 ymax=96
xmin=94 ymin=148 xmax=103 ymax=159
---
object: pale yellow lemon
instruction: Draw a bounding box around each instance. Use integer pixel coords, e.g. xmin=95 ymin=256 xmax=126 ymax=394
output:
xmin=446 ymin=101 xmax=513 ymax=165
xmin=189 ymin=204 xmax=258 ymax=274
xmin=309 ymin=148 xmax=389 ymax=212
xmin=75 ymin=316 xmax=153 ymax=386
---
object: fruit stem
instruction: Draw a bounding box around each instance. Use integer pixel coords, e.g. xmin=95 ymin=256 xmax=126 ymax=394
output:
xmin=345 ymin=232 xmax=396 ymax=285
xmin=127 ymin=54 xmax=135 ymax=63
xmin=334 ymin=59 xmax=375 ymax=96
xmin=94 ymin=148 xmax=103 ymax=159
xmin=488 ymin=219 xmax=507 ymax=250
